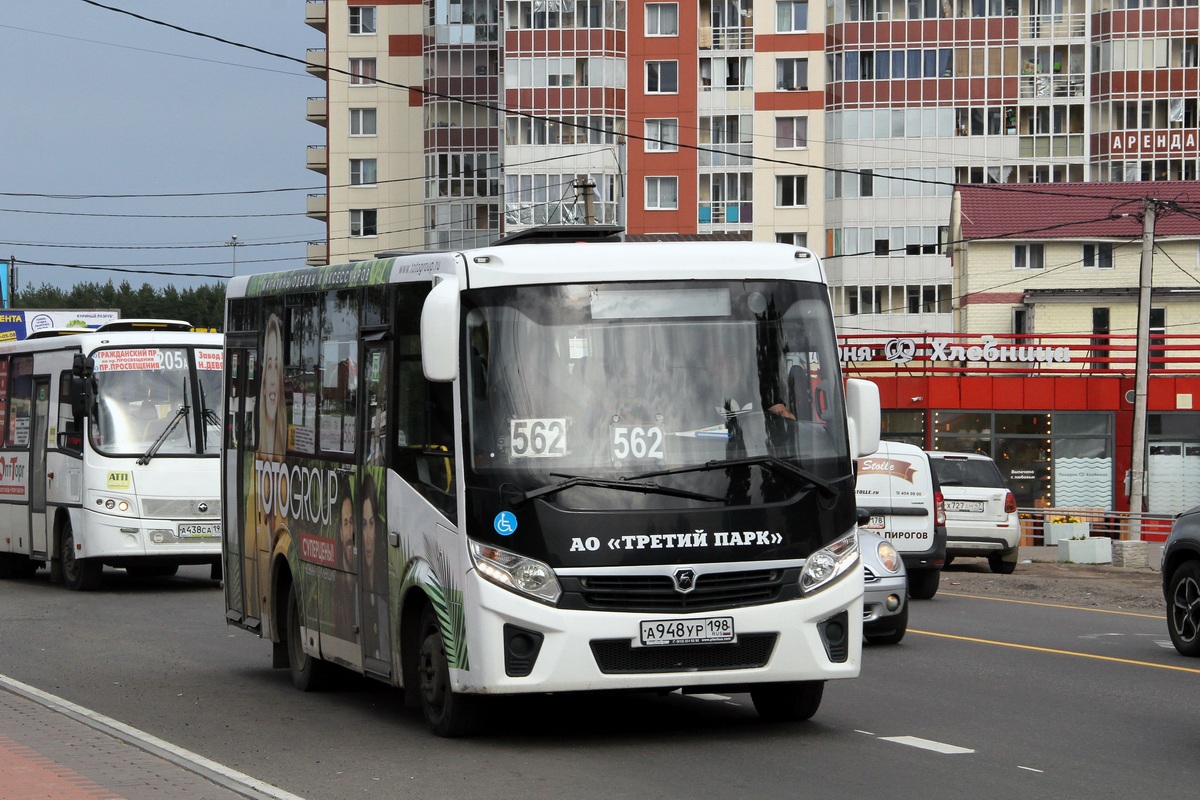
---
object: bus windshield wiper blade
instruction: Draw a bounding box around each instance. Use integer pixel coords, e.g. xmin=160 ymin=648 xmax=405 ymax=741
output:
xmin=629 ymin=456 xmax=839 ymax=499
xmin=512 ymin=474 xmax=726 ymax=506
xmin=137 ymin=404 xmax=188 ymax=465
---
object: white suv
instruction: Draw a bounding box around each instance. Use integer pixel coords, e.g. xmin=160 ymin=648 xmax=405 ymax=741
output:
xmin=926 ymin=451 xmax=1020 ymax=574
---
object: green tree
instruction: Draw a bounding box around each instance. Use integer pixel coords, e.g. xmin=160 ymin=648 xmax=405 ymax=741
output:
xmin=18 ymin=280 xmax=226 ymax=330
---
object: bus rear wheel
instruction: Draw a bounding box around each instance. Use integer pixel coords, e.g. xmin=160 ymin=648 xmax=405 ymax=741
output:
xmin=285 ymin=581 xmax=332 ymax=691
xmin=61 ymin=524 xmax=102 ymax=591
xmin=750 ymin=680 xmax=825 ymax=722
xmin=416 ymin=605 xmax=485 ymax=737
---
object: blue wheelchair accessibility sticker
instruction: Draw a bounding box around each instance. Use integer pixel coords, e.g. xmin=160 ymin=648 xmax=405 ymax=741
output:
xmin=494 ymin=511 xmax=518 ymax=536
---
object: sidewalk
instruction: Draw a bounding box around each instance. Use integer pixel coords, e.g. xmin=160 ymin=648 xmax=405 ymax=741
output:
xmin=0 ymin=677 xmax=299 ymax=800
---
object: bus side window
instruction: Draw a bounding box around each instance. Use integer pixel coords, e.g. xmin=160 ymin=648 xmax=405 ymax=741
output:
xmin=392 ymin=284 xmax=457 ymax=523
xmin=57 ymin=371 xmax=82 ymax=452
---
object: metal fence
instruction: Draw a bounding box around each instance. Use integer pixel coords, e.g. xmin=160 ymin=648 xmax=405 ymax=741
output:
xmin=1017 ymin=507 xmax=1178 ymax=545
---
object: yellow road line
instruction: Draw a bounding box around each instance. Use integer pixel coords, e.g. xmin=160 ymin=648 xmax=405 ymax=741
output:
xmin=911 ymin=629 xmax=1200 ymax=674
xmin=939 ymin=591 xmax=1161 ymax=619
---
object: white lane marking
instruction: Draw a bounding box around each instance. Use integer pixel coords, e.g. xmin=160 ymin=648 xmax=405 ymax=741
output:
xmin=689 ymin=693 xmax=731 ymax=701
xmin=880 ymin=735 xmax=975 ymax=754
xmin=1018 ymin=766 xmax=1045 ymax=773
xmin=0 ymin=673 xmax=305 ymax=800
xmin=854 ymin=729 xmax=876 ymax=736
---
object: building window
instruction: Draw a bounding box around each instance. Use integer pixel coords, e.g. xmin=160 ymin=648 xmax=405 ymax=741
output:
xmin=349 ymin=6 xmax=377 ymax=34
xmin=645 ymin=118 xmax=679 ymax=152
xmin=350 ymin=209 xmax=378 ymax=237
xmin=350 ymin=159 xmax=378 ymax=186
xmin=646 ymin=60 xmax=678 ymax=93
xmin=350 ymin=108 xmax=377 ymax=136
xmin=775 ymin=175 xmax=808 ymax=207
xmin=1151 ymin=306 xmax=1166 ymax=370
xmin=776 ymin=232 xmax=808 ymax=246
xmin=350 ymin=58 xmax=377 ymax=86
xmin=1083 ymin=243 xmax=1114 ymax=269
xmin=645 ymin=3 xmax=678 ymax=35
xmin=775 ymin=58 xmax=808 ymax=91
xmin=645 ymin=177 xmax=679 ymax=210
xmin=775 ymin=116 xmax=808 ymax=149
xmin=1013 ymin=243 xmax=1045 ymax=269
xmin=1091 ymin=306 xmax=1109 ymax=368
xmin=776 ymin=1 xmax=809 ymax=32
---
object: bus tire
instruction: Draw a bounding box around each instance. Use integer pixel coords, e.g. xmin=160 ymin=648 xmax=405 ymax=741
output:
xmin=417 ymin=604 xmax=485 ymax=737
xmin=285 ymin=581 xmax=333 ymax=692
xmin=0 ymin=554 xmax=13 ymax=579
xmin=61 ymin=524 xmax=102 ymax=591
xmin=750 ymin=680 xmax=824 ymax=722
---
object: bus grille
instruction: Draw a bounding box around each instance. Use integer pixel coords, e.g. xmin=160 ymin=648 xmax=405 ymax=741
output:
xmin=565 ymin=569 xmax=794 ymax=613
xmin=590 ymin=634 xmax=777 ymax=674
xmin=141 ymin=498 xmax=222 ymax=519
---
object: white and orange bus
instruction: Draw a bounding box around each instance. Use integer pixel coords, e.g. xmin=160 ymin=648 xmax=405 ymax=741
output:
xmin=0 ymin=320 xmax=224 ymax=589
xmin=221 ymin=227 xmax=880 ymax=736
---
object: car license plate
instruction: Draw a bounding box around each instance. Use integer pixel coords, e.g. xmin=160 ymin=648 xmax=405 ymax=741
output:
xmin=866 ymin=515 xmax=885 ymax=529
xmin=638 ymin=616 xmax=735 ymax=647
xmin=178 ymin=523 xmax=221 ymax=539
xmin=945 ymin=500 xmax=985 ymax=513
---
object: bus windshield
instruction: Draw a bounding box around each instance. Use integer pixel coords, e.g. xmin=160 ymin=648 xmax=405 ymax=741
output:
xmin=462 ymin=280 xmax=849 ymax=505
xmin=90 ymin=346 xmax=222 ymax=457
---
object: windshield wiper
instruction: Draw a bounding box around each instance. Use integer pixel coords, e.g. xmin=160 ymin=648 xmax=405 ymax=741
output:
xmin=510 ymin=473 xmax=726 ymax=506
xmin=137 ymin=380 xmax=191 ymax=465
xmin=137 ymin=403 xmax=188 ymax=465
xmin=628 ymin=456 xmax=839 ymax=500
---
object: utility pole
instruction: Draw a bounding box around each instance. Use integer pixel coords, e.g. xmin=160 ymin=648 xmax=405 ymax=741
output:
xmin=5 ymin=256 xmax=14 ymax=309
xmin=225 ymin=234 xmax=243 ymax=277
xmin=1128 ymin=197 xmax=1157 ymax=540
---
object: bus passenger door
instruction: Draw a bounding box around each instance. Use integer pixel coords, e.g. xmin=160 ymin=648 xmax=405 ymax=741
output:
xmin=29 ymin=378 xmax=51 ymax=557
xmin=222 ymin=341 xmax=258 ymax=628
xmin=359 ymin=342 xmax=392 ymax=677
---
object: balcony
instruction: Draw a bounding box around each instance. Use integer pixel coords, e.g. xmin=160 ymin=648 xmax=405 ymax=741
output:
xmin=306 ymin=145 xmax=328 ymax=173
xmin=305 ymin=0 xmax=327 ymax=31
xmin=305 ymin=48 xmax=327 ymax=77
xmin=306 ymin=96 xmax=327 ymax=126
xmin=306 ymin=194 xmax=328 ymax=220
xmin=306 ymin=240 xmax=328 ymax=266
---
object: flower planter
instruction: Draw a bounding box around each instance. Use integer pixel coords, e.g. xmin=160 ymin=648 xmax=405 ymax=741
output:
xmin=1057 ymin=537 xmax=1112 ymax=564
xmin=1045 ymin=521 xmax=1089 ymax=545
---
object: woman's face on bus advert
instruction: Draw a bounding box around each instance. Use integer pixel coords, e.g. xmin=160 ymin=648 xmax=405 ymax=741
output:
xmin=262 ymin=325 xmax=282 ymax=424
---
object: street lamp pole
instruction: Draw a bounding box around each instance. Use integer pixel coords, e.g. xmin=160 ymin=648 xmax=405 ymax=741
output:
xmin=225 ymin=234 xmax=243 ymax=276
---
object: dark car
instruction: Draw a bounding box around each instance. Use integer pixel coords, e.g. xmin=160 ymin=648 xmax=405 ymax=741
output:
xmin=1162 ymin=505 xmax=1200 ymax=657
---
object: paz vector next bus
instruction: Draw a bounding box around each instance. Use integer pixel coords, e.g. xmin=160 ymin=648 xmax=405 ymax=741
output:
xmin=0 ymin=319 xmax=224 ymax=590
xmin=221 ymin=229 xmax=881 ymax=736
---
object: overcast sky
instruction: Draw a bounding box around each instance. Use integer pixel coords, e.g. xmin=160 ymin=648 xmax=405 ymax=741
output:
xmin=0 ymin=0 xmax=325 ymax=298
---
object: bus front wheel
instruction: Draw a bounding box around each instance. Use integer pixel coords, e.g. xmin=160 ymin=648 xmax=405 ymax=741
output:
xmin=61 ymin=524 xmax=102 ymax=591
xmin=750 ymin=680 xmax=825 ymax=722
xmin=416 ymin=605 xmax=485 ymax=737
xmin=285 ymin=581 xmax=332 ymax=691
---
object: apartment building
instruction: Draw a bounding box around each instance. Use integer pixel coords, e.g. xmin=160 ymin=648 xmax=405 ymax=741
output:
xmin=302 ymin=0 xmax=1200 ymax=337
xmin=824 ymin=0 xmax=1199 ymax=335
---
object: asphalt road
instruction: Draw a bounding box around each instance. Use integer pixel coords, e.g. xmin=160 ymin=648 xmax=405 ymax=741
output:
xmin=0 ymin=565 xmax=1195 ymax=799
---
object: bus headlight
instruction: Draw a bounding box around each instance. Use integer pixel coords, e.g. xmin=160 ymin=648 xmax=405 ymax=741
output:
xmin=799 ymin=530 xmax=860 ymax=596
xmin=469 ymin=540 xmax=561 ymax=605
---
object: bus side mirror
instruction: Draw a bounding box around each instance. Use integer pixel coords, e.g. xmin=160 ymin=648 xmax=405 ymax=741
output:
xmin=845 ymin=378 xmax=881 ymax=460
xmin=70 ymin=354 xmax=96 ymax=420
xmin=421 ymin=275 xmax=460 ymax=382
